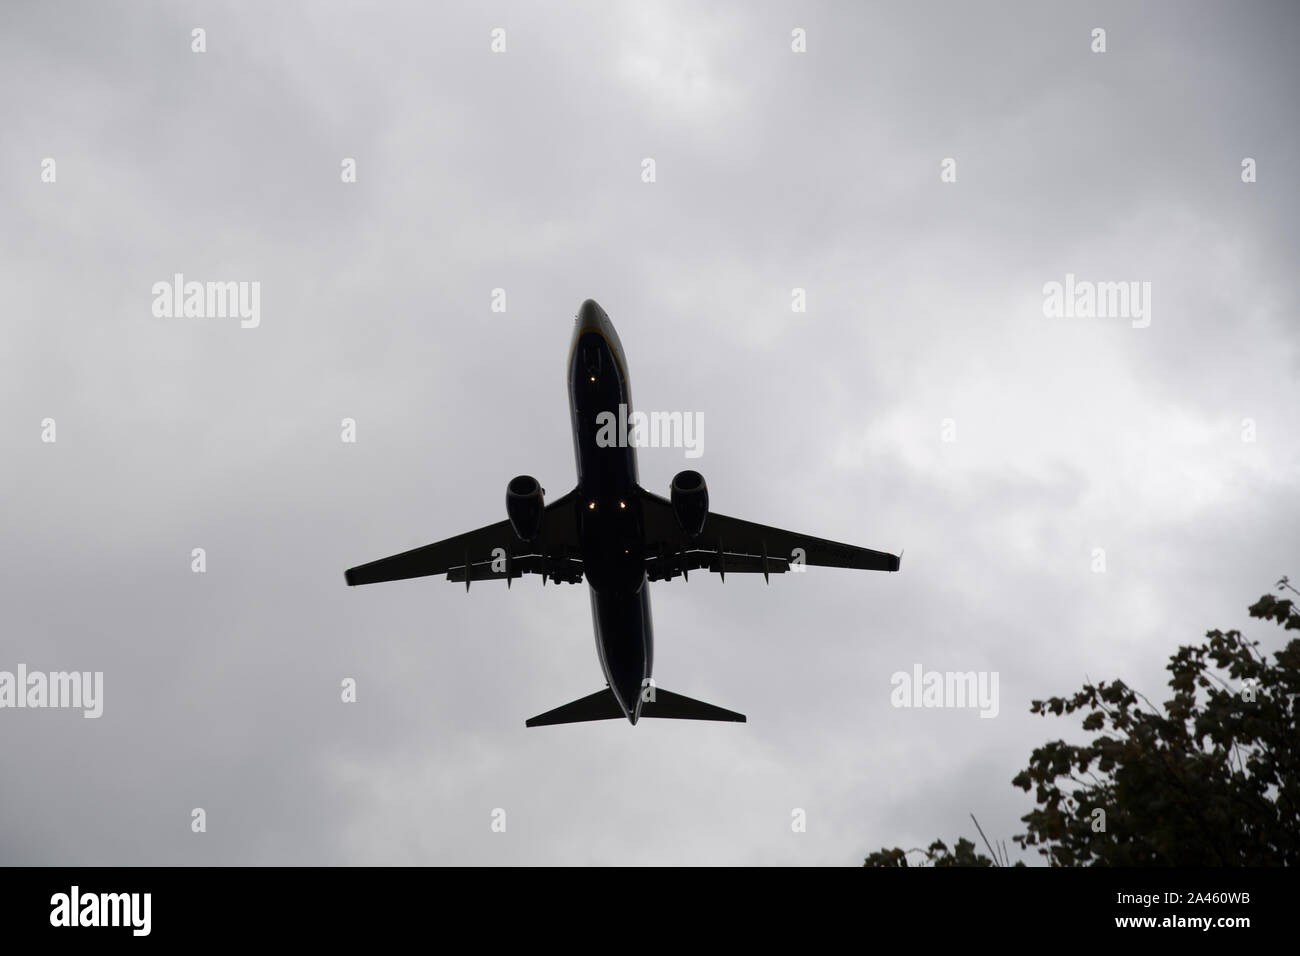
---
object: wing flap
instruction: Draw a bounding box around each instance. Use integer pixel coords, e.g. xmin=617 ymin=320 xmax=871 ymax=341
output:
xmin=645 ymin=549 xmax=788 ymax=581
xmin=345 ymin=489 xmax=582 ymax=586
xmin=447 ymin=552 xmax=584 ymax=585
xmin=637 ymin=487 xmax=900 ymax=576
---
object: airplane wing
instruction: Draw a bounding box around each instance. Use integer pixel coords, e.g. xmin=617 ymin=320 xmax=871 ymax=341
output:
xmin=637 ymin=488 xmax=900 ymax=582
xmin=345 ymin=489 xmax=584 ymax=588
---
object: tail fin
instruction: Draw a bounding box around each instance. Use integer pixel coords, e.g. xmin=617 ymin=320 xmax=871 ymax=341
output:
xmin=524 ymin=686 xmax=745 ymax=727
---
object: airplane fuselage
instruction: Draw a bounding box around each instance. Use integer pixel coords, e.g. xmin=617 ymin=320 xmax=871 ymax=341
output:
xmin=567 ymin=300 xmax=653 ymax=723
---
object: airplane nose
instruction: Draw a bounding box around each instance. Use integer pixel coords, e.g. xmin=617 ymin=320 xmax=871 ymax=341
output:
xmin=576 ymin=298 xmax=606 ymax=332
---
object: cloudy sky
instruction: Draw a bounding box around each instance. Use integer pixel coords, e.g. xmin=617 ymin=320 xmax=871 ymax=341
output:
xmin=1 ymin=0 xmax=1296 ymax=865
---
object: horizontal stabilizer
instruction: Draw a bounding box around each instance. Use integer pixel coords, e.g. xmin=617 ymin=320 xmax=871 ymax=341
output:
xmin=642 ymin=687 xmax=745 ymax=722
xmin=525 ymin=688 xmax=624 ymax=727
xmin=525 ymin=686 xmax=746 ymax=727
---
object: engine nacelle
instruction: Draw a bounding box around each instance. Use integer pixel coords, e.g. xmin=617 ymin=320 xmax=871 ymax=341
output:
xmin=670 ymin=470 xmax=708 ymax=538
xmin=506 ymin=475 xmax=545 ymax=541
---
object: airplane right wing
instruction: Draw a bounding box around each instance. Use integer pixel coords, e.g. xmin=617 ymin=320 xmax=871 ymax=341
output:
xmin=637 ymin=488 xmax=900 ymax=582
xmin=345 ymin=489 xmax=584 ymax=588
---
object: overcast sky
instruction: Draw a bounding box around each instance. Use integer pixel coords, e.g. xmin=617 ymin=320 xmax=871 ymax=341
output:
xmin=1 ymin=0 xmax=1297 ymax=865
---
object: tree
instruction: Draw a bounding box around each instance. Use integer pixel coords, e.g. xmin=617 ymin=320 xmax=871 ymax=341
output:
xmin=863 ymin=838 xmax=994 ymax=868
xmin=864 ymin=587 xmax=1300 ymax=866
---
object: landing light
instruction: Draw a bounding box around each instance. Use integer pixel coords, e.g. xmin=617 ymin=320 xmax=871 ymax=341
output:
xmin=589 ymin=376 xmax=596 ymax=382
xmin=588 ymin=501 xmax=596 ymax=510
xmin=618 ymin=500 xmax=626 ymax=509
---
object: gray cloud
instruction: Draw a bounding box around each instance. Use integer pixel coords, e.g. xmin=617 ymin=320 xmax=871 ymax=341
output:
xmin=0 ymin=0 xmax=1296 ymax=865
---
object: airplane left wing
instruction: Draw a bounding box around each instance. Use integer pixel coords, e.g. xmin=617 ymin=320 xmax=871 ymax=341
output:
xmin=345 ymin=489 xmax=584 ymax=587
xmin=637 ymin=488 xmax=900 ymax=582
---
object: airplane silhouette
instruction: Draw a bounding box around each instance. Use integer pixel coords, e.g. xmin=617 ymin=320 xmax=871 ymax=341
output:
xmin=345 ymin=299 xmax=901 ymax=726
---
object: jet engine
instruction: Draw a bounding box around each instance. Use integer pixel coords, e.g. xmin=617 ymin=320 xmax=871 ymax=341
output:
xmin=670 ymin=470 xmax=708 ymax=538
xmin=506 ymin=475 xmax=545 ymax=541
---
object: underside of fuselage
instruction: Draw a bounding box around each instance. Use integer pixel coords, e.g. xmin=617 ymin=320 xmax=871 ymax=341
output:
xmin=568 ymin=299 xmax=654 ymax=722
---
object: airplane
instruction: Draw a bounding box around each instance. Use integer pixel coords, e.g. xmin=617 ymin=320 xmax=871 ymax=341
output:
xmin=344 ymin=299 xmax=901 ymax=727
